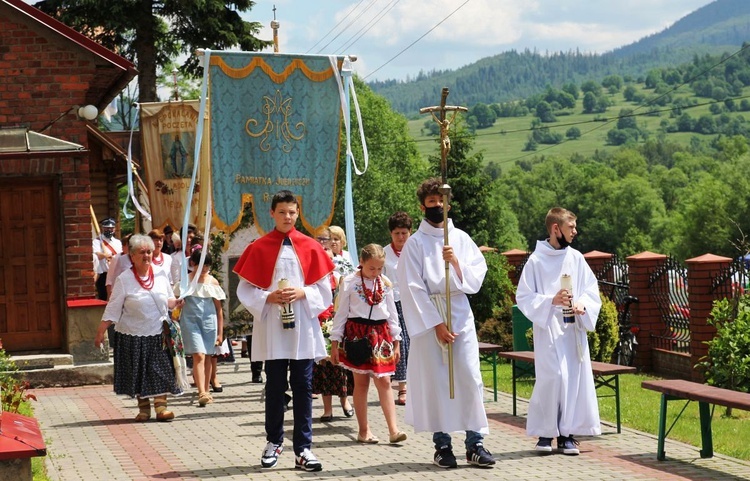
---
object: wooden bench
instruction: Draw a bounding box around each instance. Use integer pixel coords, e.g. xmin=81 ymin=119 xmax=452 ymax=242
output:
xmin=0 ymin=411 xmax=46 ymax=481
xmin=641 ymin=379 xmax=750 ymax=460
xmin=478 ymin=342 xmax=503 ymax=401
xmin=498 ymin=350 xmax=637 ymax=433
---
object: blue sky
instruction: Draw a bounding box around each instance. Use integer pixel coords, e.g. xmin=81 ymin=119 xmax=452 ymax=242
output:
xmin=245 ymin=0 xmax=716 ymax=81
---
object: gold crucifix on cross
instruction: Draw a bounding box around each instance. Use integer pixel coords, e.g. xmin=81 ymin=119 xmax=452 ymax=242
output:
xmin=419 ymin=87 xmax=467 ymax=400
xmin=420 ymin=87 xmax=468 ymax=183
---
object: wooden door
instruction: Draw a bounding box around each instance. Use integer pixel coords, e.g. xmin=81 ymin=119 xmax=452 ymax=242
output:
xmin=0 ymin=178 xmax=63 ymax=351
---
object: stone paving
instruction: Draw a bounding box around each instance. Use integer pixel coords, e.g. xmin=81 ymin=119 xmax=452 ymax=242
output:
xmin=31 ymin=361 xmax=750 ymax=481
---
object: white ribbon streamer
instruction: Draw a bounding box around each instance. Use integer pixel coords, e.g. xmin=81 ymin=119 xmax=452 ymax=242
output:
xmin=123 ymin=103 xmax=151 ymax=221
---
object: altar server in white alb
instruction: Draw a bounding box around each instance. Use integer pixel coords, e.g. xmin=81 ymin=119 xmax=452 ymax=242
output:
xmin=397 ymin=178 xmax=495 ymax=469
xmin=515 ymin=207 xmax=602 ymax=456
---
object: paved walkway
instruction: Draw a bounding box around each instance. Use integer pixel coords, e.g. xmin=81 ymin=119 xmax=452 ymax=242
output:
xmin=31 ymin=360 xmax=750 ymax=481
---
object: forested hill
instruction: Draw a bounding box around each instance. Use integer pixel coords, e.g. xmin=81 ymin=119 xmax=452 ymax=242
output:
xmin=369 ymin=0 xmax=750 ymax=115
xmin=611 ymin=0 xmax=750 ymax=58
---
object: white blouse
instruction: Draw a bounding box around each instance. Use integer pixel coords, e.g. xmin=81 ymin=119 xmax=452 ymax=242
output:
xmin=102 ymin=268 xmax=174 ymax=337
xmin=330 ymin=272 xmax=402 ymax=343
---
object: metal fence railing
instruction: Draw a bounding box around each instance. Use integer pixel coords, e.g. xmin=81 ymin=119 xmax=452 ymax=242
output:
xmin=711 ymin=256 xmax=748 ymax=300
xmin=648 ymin=256 xmax=690 ymax=353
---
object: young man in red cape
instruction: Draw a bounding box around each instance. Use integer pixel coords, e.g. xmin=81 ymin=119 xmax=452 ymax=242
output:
xmin=235 ymin=190 xmax=334 ymax=472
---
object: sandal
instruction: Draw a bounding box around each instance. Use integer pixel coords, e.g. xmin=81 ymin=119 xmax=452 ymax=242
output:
xmin=356 ymin=434 xmax=379 ymax=444
xmin=395 ymin=389 xmax=407 ymax=406
xmin=198 ymin=392 xmax=211 ymax=407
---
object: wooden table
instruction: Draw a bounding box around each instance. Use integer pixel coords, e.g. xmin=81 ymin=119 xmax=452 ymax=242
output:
xmin=498 ymin=350 xmax=637 ymax=433
xmin=642 ymin=379 xmax=750 ymax=460
xmin=478 ymin=342 xmax=503 ymax=401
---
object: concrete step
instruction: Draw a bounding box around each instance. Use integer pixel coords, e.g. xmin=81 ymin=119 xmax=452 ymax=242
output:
xmin=10 ymin=354 xmax=74 ymax=371
xmin=12 ymin=361 xmax=113 ymax=388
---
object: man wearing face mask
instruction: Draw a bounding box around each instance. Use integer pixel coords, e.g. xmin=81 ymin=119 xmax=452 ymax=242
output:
xmin=515 ymin=207 xmax=602 ymax=456
xmin=397 ymin=178 xmax=495 ymax=469
xmin=93 ymin=218 xmax=122 ymax=300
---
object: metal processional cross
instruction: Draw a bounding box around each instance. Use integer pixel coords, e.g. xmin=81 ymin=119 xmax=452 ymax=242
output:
xmin=419 ymin=87 xmax=467 ymax=399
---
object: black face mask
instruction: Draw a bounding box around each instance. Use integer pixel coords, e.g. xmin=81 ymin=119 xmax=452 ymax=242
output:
xmin=424 ymin=206 xmax=444 ymax=224
xmin=555 ymin=226 xmax=571 ymax=249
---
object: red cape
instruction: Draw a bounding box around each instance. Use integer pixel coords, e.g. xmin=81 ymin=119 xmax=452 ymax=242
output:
xmin=233 ymin=227 xmax=335 ymax=289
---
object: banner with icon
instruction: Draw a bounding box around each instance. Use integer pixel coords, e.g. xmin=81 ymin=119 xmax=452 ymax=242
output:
xmin=140 ymin=101 xmax=211 ymax=232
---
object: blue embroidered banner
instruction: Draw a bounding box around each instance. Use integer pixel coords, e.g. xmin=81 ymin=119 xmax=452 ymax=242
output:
xmin=209 ymin=52 xmax=342 ymax=234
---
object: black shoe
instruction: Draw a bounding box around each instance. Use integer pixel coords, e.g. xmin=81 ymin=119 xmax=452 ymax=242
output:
xmin=320 ymin=414 xmax=334 ymax=422
xmin=210 ymin=382 xmax=223 ymax=393
xmin=252 ymin=374 xmax=263 ymax=384
xmin=283 ymin=393 xmax=292 ymax=412
xmin=535 ymin=437 xmax=553 ymax=453
xmin=466 ymin=443 xmax=496 ymax=467
xmin=433 ymin=445 xmax=457 ymax=469
xmin=558 ymin=435 xmax=580 ymax=455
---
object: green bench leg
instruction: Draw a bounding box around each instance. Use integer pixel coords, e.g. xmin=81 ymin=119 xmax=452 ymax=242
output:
xmin=699 ymin=401 xmax=713 ymax=458
xmin=492 ymin=352 xmax=498 ymax=402
xmin=614 ymin=375 xmax=622 ymax=434
xmin=657 ymin=393 xmax=668 ymax=461
xmin=511 ymin=359 xmax=517 ymax=416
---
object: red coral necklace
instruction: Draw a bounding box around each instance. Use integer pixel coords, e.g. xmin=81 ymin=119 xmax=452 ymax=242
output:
xmin=152 ymin=252 xmax=164 ymax=266
xmin=132 ymin=265 xmax=154 ymax=290
xmin=360 ymin=271 xmax=383 ymax=305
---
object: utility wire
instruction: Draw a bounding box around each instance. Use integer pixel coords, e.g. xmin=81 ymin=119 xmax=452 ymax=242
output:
xmin=336 ymin=0 xmax=400 ymax=53
xmin=316 ymin=0 xmax=380 ymax=54
xmin=363 ymin=0 xmax=470 ymax=80
xmin=305 ymin=0 xmax=367 ymax=54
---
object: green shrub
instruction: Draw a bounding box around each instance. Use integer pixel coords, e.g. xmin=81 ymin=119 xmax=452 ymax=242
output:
xmin=588 ymin=293 xmax=619 ymax=362
xmin=473 ymin=253 xmax=515 ymax=350
xmin=697 ymin=296 xmax=750 ymax=400
xmin=0 ymin=341 xmax=35 ymax=413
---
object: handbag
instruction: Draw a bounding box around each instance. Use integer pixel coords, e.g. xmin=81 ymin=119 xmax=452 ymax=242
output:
xmin=344 ymin=337 xmax=372 ymax=366
xmin=343 ymin=305 xmax=374 ymax=366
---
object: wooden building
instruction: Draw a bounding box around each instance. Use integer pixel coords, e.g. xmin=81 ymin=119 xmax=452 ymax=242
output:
xmin=0 ymin=0 xmax=137 ymax=355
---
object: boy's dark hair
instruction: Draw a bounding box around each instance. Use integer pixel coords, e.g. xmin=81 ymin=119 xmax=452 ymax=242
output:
xmin=271 ymin=190 xmax=298 ymax=210
xmin=189 ymin=248 xmax=212 ymax=267
xmin=388 ymin=211 xmax=413 ymax=231
xmin=416 ymin=178 xmax=451 ymax=204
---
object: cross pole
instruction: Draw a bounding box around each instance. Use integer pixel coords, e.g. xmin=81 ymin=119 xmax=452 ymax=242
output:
xmin=419 ymin=87 xmax=467 ymax=399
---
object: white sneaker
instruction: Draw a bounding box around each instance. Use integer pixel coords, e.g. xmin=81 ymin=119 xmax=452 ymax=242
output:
xmin=260 ymin=441 xmax=283 ymax=469
xmin=295 ymin=448 xmax=323 ymax=472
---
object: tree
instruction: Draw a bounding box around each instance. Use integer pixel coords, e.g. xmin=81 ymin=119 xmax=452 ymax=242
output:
xmin=470 ymin=103 xmax=497 ymax=129
xmin=565 ymin=127 xmax=581 ymax=140
xmin=421 ymin=120 xmax=524 ymax=249
xmin=35 ymin=0 xmax=271 ymax=102
xmin=582 ymin=91 xmax=596 ymax=113
xmin=535 ymin=101 xmax=556 ymax=123
xmin=617 ymin=108 xmax=637 ymax=130
xmin=332 ymin=77 xmax=427 ymax=246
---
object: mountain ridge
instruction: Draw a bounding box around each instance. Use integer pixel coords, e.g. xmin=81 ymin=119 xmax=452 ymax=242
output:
xmin=370 ymin=0 xmax=750 ymax=115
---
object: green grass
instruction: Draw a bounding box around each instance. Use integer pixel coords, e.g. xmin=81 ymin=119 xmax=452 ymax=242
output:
xmin=481 ymin=360 xmax=750 ymax=461
xmin=407 ymin=83 xmax=738 ymax=169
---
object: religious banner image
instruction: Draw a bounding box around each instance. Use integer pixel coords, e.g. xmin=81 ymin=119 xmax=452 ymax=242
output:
xmin=208 ymin=52 xmax=343 ymax=234
xmin=140 ymin=101 xmax=211 ymax=231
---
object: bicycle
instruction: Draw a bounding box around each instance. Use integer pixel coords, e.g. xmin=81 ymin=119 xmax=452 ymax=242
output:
xmin=613 ymin=295 xmax=639 ymax=366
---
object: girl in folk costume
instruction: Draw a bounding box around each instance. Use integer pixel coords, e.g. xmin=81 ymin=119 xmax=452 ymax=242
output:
xmin=174 ymin=249 xmax=226 ymax=407
xmin=330 ymin=244 xmax=407 ymax=445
